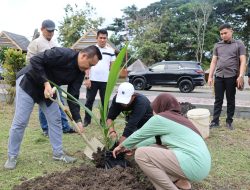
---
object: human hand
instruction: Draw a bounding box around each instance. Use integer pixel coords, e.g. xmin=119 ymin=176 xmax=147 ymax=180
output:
xmin=207 ymin=77 xmax=213 ymax=87
xmin=112 ymin=144 xmax=125 ymax=158
xmin=84 ymin=79 xmax=91 ymax=89
xmin=76 ymin=122 xmax=84 ymax=133
xmin=125 ymin=149 xmax=135 ymax=156
xmin=44 ymin=82 xmax=53 ymax=98
xmin=109 ymin=130 xmax=118 ymax=140
xmin=237 ymin=76 xmax=244 ymax=90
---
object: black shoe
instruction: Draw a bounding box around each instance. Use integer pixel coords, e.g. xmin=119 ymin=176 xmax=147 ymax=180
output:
xmin=209 ymin=122 xmax=220 ymax=129
xmin=83 ymin=121 xmax=90 ymax=127
xmin=42 ymin=131 xmax=49 ymax=137
xmin=63 ymin=128 xmax=76 ymax=133
xmin=226 ymin=122 xmax=234 ymax=130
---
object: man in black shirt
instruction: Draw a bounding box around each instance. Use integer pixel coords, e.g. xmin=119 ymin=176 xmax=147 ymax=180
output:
xmin=107 ymin=82 xmax=153 ymax=143
xmin=4 ymin=45 xmax=102 ymax=170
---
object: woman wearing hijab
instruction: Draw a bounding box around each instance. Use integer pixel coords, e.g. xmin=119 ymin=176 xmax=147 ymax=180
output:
xmin=113 ymin=93 xmax=211 ymax=190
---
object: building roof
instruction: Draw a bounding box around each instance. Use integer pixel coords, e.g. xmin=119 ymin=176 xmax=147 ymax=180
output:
xmin=0 ymin=31 xmax=30 ymax=51
xmin=71 ymin=30 xmax=117 ymax=51
xmin=127 ymin=59 xmax=147 ymax=72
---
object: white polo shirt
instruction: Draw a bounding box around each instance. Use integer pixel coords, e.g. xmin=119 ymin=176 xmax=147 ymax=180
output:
xmin=90 ymin=45 xmax=116 ymax=82
xmin=26 ymin=35 xmax=57 ymax=62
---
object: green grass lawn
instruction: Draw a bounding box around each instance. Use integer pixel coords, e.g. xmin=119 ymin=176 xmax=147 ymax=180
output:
xmin=0 ymin=102 xmax=250 ymax=190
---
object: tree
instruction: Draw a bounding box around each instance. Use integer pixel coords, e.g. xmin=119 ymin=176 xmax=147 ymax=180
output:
xmin=212 ymin=0 xmax=250 ymax=54
xmin=187 ymin=0 xmax=212 ymax=63
xmin=2 ymin=49 xmax=26 ymax=104
xmin=57 ymin=3 xmax=104 ymax=47
xmin=107 ymin=0 xmax=249 ymax=67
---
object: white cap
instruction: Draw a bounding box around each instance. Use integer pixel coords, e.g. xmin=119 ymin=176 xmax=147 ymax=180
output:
xmin=116 ymin=82 xmax=135 ymax=104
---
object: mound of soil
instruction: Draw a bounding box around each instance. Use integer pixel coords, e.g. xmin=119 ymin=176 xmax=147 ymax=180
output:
xmin=13 ymin=164 xmax=154 ymax=190
xmin=180 ymin=102 xmax=196 ymax=117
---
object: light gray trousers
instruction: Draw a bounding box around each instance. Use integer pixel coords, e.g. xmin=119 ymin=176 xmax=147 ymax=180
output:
xmin=135 ymin=145 xmax=187 ymax=190
xmin=7 ymin=75 xmax=64 ymax=157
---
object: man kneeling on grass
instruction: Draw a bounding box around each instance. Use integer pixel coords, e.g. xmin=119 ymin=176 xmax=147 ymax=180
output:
xmin=4 ymin=46 xmax=102 ymax=170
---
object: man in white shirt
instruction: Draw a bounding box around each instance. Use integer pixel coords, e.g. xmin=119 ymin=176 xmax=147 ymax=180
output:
xmin=26 ymin=19 xmax=74 ymax=135
xmin=83 ymin=29 xmax=116 ymax=127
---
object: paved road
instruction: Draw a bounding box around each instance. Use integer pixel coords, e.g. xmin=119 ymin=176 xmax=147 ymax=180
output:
xmin=76 ymin=84 xmax=250 ymax=118
xmin=1 ymin=82 xmax=250 ymax=117
xmin=78 ymin=85 xmax=250 ymax=108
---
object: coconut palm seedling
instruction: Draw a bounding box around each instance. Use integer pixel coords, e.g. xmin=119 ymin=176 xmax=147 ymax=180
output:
xmin=50 ymin=44 xmax=128 ymax=162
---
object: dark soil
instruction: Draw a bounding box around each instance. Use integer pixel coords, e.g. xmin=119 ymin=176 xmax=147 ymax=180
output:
xmin=13 ymin=103 xmax=195 ymax=190
xmin=13 ymin=161 xmax=154 ymax=190
xmin=179 ymin=102 xmax=196 ymax=117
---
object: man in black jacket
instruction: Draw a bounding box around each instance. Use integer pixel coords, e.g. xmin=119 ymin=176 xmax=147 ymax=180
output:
xmin=4 ymin=45 xmax=102 ymax=170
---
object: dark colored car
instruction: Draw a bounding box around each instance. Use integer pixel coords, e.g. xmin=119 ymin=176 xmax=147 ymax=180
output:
xmin=128 ymin=61 xmax=205 ymax=93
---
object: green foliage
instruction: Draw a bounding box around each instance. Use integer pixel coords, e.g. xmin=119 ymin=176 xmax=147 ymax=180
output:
xmin=135 ymin=41 xmax=168 ymax=65
xmin=57 ymin=3 xmax=104 ymax=47
xmin=0 ymin=46 xmax=9 ymax=64
xmin=103 ymin=43 xmax=128 ymax=120
xmin=2 ymin=49 xmax=26 ymax=104
xmin=108 ymin=0 xmax=249 ymax=65
xmin=2 ymin=49 xmax=26 ymax=87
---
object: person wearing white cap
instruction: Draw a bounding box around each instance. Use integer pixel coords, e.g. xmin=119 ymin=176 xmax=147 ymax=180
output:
xmin=107 ymin=82 xmax=153 ymax=143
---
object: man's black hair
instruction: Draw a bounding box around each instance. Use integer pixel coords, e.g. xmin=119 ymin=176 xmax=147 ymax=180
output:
xmin=97 ymin=29 xmax=108 ymax=37
xmin=219 ymin=23 xmax=232 ymax=31
xmin=80 ymin=45 xmax=102 ymax=60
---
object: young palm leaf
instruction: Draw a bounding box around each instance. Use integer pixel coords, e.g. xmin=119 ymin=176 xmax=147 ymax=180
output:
xmin=103 ymin=43 xmax=128 ymax=121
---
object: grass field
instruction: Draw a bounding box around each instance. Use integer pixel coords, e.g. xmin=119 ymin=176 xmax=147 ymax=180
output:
xmin=0 ymin=101 xmax=250 ymax=190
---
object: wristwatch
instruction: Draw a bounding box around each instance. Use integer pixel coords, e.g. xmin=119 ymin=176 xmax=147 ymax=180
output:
xmin=84 ymin=76 xmax=89 ymax=80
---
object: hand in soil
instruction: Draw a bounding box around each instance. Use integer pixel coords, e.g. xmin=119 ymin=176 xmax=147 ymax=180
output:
xmin=125 ymin=149 xmax=134 ymax=156
xmin=112 ymin=144 xmax=125 ymax=158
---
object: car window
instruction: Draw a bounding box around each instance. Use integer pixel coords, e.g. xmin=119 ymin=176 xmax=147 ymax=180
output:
xmin=166 ymin=63 xmax=180 ymax=69
xmin=151 ymin=64 xmax=165 ymax=72
xmin=180 ymin=62 xmax=200 ymax=69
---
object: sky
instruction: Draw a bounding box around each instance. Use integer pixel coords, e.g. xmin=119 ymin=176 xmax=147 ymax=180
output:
xmin=0 ymin=0 xmax=157 ymax=41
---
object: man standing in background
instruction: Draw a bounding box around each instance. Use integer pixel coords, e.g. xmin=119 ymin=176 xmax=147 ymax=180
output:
xmin=208 ymin=23 xmax=246 ymax=130
xmin=83 ymin=29 xmax=116 ymax=127
xmin=26 ymin=19 xmax=74 ymax=135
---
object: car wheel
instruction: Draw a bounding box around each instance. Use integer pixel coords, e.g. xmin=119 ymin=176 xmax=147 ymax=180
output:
xmin=178 ymin=79 xmax=194 ymax=93
xmin=133 ymin=78 xmax=146 ymax=90
xmin=144 ymin=86 xmax=152 ymax=90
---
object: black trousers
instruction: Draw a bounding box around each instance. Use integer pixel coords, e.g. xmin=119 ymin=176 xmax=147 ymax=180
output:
xmin=84 ymin=81 xmax=107 ymax=123
xmin=212 ymin=76 xmax=236 ymax=124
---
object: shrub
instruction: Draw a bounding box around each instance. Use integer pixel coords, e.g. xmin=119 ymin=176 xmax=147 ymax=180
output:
xmin=2 ymin=48 xmax=26 ymax=103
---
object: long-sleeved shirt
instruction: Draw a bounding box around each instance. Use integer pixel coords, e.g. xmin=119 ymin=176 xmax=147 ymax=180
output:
xmin=17 ymin=47 xmax=84 ymax=122
xmin=107 ymin=93 xmax=153 ymax=137
xmin=122 ymin=115 xmax=211 ymax=181
xmin=26 ymin=34 xmax=57 ymax=62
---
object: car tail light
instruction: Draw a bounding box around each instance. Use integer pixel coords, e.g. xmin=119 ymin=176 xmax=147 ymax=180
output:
xmin=194 ymin=70 xmax=204 ymax=74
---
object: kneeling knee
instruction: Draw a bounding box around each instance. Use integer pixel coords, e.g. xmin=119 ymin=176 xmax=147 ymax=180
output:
xmin=135 ymin=147 xmax=148 ymax=162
